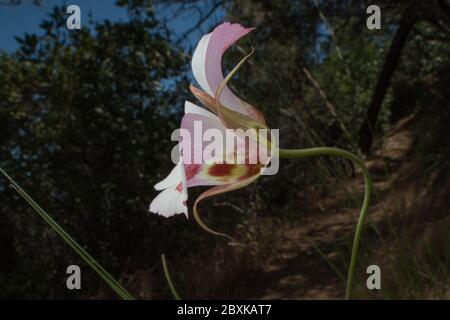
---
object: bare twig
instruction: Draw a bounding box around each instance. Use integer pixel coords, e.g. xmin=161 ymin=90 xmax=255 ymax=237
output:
xmin=303 ymin=67 xmax=337 ymax=117
xmin=213 ymin=201 xmax=246 ymax=214
xmin=174 ymin=0 xmax=224 ymax=46
xmin=313 ymin=0 xmax=353 ymax=81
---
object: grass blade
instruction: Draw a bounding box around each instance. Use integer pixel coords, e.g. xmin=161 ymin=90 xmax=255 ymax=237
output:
xmin=0 ymin=167 xmax=135 ymax=300
xmin=161 ymin=254 xmax=181 ymax=300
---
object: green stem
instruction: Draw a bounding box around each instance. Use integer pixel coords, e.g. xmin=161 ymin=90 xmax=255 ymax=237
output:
xmin=161 ymin=254 xmax=181 ymax=300
xmin=278 ymin=147 xmax=373 ymax=299
xmin=0 ymin=167 xmax=135 ymax=300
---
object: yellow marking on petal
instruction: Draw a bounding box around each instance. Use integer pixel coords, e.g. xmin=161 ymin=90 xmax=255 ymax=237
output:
xmin=206 ymin=163 xmax=252 ymax=183
xmin=231 ymin=165 xmax=247 ymax=179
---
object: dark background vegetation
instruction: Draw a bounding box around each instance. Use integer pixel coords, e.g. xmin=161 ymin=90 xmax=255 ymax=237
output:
xmin=0 ymin=0 xmax=449 ymax=299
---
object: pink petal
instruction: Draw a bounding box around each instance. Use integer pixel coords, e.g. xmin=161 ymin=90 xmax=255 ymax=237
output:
xmin=191 ymin=22 xmax=259 ymax=119
xmin=180 ymin=108 xmax=262 ymax=188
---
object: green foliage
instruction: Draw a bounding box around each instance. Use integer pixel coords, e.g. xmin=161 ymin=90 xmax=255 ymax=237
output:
xmin=396 ymin=22 xmax=450 ymax=165
xmin=0 ymin=4 xmax=188 ymax=298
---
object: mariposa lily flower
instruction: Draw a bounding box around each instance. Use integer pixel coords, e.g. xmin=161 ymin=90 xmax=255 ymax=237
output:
xmin=149 ymin=22 xmax=270 ymax=236
xmin=151 ymin=22 xmax=374 ymax=299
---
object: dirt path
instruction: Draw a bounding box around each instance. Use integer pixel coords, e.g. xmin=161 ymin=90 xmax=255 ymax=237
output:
xmin=258 ymin=217 xmax=349 ymax=299
xmin=255 ymin=116 xmax=416 ymax=299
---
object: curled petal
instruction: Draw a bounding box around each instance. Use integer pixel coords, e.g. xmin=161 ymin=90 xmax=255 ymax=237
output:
xmin=215 ymin=49 xmax=267 ymax=131
xmin=191 ymin=22 xmax=263 ymax=121
xmin=190 ymin=84 xmax=266 ymax=127
xmin=192 ymin=33 xmax=213 ymax=94
xmin=192 ymin=172 xmax=261 ymax=240
xmin=192 ymin=22 xmax=252 ymax=97
xmin=189 ymin=84 xmax=217 ymax=114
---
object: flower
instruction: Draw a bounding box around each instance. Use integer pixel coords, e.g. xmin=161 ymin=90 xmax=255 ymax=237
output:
xmin=149 ymin=25 xmax=373 ymax=296
xmin=149 ymin=22 xmax=270 ymax=235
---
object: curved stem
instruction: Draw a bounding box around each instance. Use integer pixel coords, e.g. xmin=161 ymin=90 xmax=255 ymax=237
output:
xmin=278 ymin=147 xmax=373 ymax=299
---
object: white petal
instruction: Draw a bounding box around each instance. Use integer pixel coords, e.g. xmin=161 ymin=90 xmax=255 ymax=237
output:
xmin=191 ymin=33 xmax=213 ymax=95
xmin=149 ymin=186 xmax=188 ymax=218
xmin=184 ymin=100 xmax=219 ymax=120
xmin=179 ymin=157 xmax=188 ymax=203
xmin=154 ymin=160 xmax=182 ymax=190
